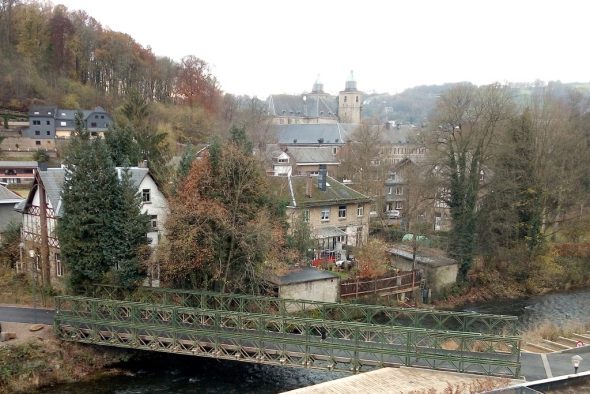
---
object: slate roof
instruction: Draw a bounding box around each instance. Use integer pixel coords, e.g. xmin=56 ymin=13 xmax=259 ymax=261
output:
xmin=380 ymin=124 xmax=422 ymax=145
xmin=286 ymin=146 xmax=340 ymax=164
xmin=274 ymin=123 xmax=357 ymax=145
xmin=39 ymin=168 xmax=67 ymax=215
xmin=32 ymin=106 xmax=108 ymax=122
xmin=28 ymin=106 xmax=57 ymax=116
xmin=266 ymin=267 xmax=338 ymax=286
xmin=0 ymin=161 xmax=38 ymax=168
xmin=388 ymin=247 xmax=457 ymax=268
xmin=0 ymin=184 xmax=23 ymax=203
xmin=268 ymin=94 xmax=338 ymax=119
xmin=269 ymin=175 xmax=372 ymax=208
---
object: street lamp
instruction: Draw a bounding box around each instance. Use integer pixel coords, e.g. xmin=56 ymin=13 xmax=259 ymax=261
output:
xmin=572 ymin=355 xmax=583 ymax=374
xmin=28 ymin=249 xmax=38 ymax=324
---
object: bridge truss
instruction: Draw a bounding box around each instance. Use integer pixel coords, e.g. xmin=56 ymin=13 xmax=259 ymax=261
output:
xmin=55 ymin=294 xmax=521 ymax=377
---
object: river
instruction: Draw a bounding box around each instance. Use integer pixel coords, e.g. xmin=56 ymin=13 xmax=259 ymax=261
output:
xmin=36 ymin=288 xmax=590 ymax=393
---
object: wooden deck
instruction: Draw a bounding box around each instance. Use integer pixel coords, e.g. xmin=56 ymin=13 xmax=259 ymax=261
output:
xmin=282 ymin=367 xmax=521 ymax=393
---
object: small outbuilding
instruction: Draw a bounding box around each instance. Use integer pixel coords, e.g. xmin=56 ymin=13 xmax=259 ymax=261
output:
xmin=266 ymin=267 xmax=340 ymax=312
xmin=388 ymin=247 xmax=457 ymax=298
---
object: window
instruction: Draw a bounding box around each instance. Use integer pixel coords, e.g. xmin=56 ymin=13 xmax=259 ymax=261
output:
xmin=35 ymin=130 xmax=40 ymax=135
xmin=357 ymin=204 xmax=364 ymax=217
xmin=33 ymin=120 xmax=41 ymax=125
xmin=101 ymin=115 xmax=104 ymax=119
xmin=332 ymin=147 xmax=337 ymax=155
xmin=344 ymin=96 xmax=347 ymax=103
xmin=95 ymin=115 xmax=98 ymax=119
xmin=142 ymin=189 xmax=151 ymax=202
xmin=91 ymin=122 xmax=97 ymax=127
xmin=56 ymin=253 xmax=63 ymax=277
xmin=395 ymin=201 xmax=404 ymax=210
xmin=150 ymin=215 xmax=158 ymax=230
xmin=35 ymin=141 xmax=41 ymax=145
xmin=395 ymin=187 xmax=402 ymax=195
xmin=46 ymin=130 xmax=51 ymax=135
xmin=46 ymin=120 xmax=51 ymax=125
xmin=302 ymin=209 xmax=310 ymax=223
xmin=338 ymin=205 xmax=346 ymax=219
xmin=356 ymin=96 xmax=359 ymax=103
xmin=320 ymin=207 xmax=330 ymax=221
xmin=60 ymin=121 xmax=66 ymax=126
xmin=388 ymin=186 xmax=393 ymax=194
xmin=277 ymin=157 xmax=288 ymax=163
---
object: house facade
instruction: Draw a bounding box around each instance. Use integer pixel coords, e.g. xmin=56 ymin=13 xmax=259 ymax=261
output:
xmin=0 ymin=161 xmax=38 ymax=185
xmin=269 ymin=169 xmax=372 ymax=263
xmin=24 ymin=106 xmax=113 ymax=140
xmin=16 ymin=166 xmax=168 ymax=288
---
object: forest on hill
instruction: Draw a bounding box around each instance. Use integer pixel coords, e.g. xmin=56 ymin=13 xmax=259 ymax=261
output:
xmin=0 ymin=0 xmax=271 ymax=145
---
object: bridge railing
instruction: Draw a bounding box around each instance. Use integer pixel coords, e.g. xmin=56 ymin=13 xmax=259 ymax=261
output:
xmin=86 ymin=284 xmax=519 ymax=336
xmin=54 ymin=295 xmax=521 ymax=377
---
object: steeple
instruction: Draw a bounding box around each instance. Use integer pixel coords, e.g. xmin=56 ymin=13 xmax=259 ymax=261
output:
xmin=344 ymin=70 xmax=357 ymax=92
xmin=338 ymin=70 xmax=362 ymax=124
xmin=312 ymin=75 xmax=324 ymax=94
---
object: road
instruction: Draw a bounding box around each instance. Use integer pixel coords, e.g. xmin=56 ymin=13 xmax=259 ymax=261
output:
xmin=0 ymin=305 xmax=55 ymax=325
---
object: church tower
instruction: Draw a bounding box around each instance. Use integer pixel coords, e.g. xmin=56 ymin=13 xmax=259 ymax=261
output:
xmin=338 ymin=71 xmax=362 ymax=124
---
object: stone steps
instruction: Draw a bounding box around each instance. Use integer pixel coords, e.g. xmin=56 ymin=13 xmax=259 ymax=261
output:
xmin=524 ymin=333 xmax=589 ymax=354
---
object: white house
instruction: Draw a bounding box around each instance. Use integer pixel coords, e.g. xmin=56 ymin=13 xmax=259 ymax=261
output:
xmin=15 ymin=166 xmax=168 ymax=289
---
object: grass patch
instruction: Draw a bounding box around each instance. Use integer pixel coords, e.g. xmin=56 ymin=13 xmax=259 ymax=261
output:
xmin=522 ymin=320 xmax=590 ymax=342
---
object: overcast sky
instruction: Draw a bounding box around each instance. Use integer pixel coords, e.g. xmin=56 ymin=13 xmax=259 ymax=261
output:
xmin=55 ymin=0 xmax=588 ymax=98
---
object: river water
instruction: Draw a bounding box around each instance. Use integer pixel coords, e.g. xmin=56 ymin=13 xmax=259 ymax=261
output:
xmin=36 ymin=288 xmax=590 ymax=393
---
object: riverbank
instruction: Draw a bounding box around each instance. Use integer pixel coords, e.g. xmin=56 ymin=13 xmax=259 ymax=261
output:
xmin=0 ymin=322 xmax=134 ymax=394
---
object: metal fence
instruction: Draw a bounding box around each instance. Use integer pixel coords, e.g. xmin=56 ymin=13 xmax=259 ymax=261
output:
xmin=87 ymin=285 xmax=519 ymax=336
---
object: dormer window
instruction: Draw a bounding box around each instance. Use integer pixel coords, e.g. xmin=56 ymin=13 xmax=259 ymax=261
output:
xmin=277 ymin=157 xmax=288 ymax=163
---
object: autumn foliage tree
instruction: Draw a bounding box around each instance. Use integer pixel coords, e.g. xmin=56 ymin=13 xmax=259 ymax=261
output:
xmin=162 ymin=132 xmax=286 ymax=293
xmin=176 ymin=55 xmax=221 ymax=113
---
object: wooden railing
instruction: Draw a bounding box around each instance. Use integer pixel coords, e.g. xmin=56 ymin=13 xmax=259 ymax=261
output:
xmin=340 ymin=271 xmax=420 ymax=298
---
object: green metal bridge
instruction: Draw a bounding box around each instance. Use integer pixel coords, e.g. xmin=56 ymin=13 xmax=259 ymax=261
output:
xmin=54 ymin=286 xmax=521 ymax=377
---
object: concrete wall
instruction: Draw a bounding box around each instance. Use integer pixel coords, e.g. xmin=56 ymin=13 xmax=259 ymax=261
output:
xmin=279 ymin=278 xmax=339 ymax=312
xmin=390 ymin=255 xmax=458 ymax=297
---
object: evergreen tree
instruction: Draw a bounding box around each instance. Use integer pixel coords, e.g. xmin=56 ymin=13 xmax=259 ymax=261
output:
xmin=59 ymin=131 xmax=120 ymax=292
xmin=59 ymin=113 xmax=150 ymax=292
xmin=105 ymin=126 xmax=142 ymax=166
xmin=111 ymin=165 xmax=151 ymax=288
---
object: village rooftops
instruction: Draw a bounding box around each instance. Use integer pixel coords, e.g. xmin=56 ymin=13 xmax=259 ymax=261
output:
xmin=274 ymin=123 xmax=357 ymax=145
xmin=268 ymin=94 xmax=338 ymax=119
xmin=269 ymin=174 xmax=372 ymax=208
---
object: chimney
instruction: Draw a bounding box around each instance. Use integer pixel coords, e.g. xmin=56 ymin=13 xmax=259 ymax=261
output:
xmin=306 ymin=174 xmax=312 ymax=197
xmin=318 ymin=164 xmax=327 ymax=191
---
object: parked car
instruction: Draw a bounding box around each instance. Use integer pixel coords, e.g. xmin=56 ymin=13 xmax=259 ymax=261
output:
xmin=386 ymin=210 xmax=401 ymax=219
